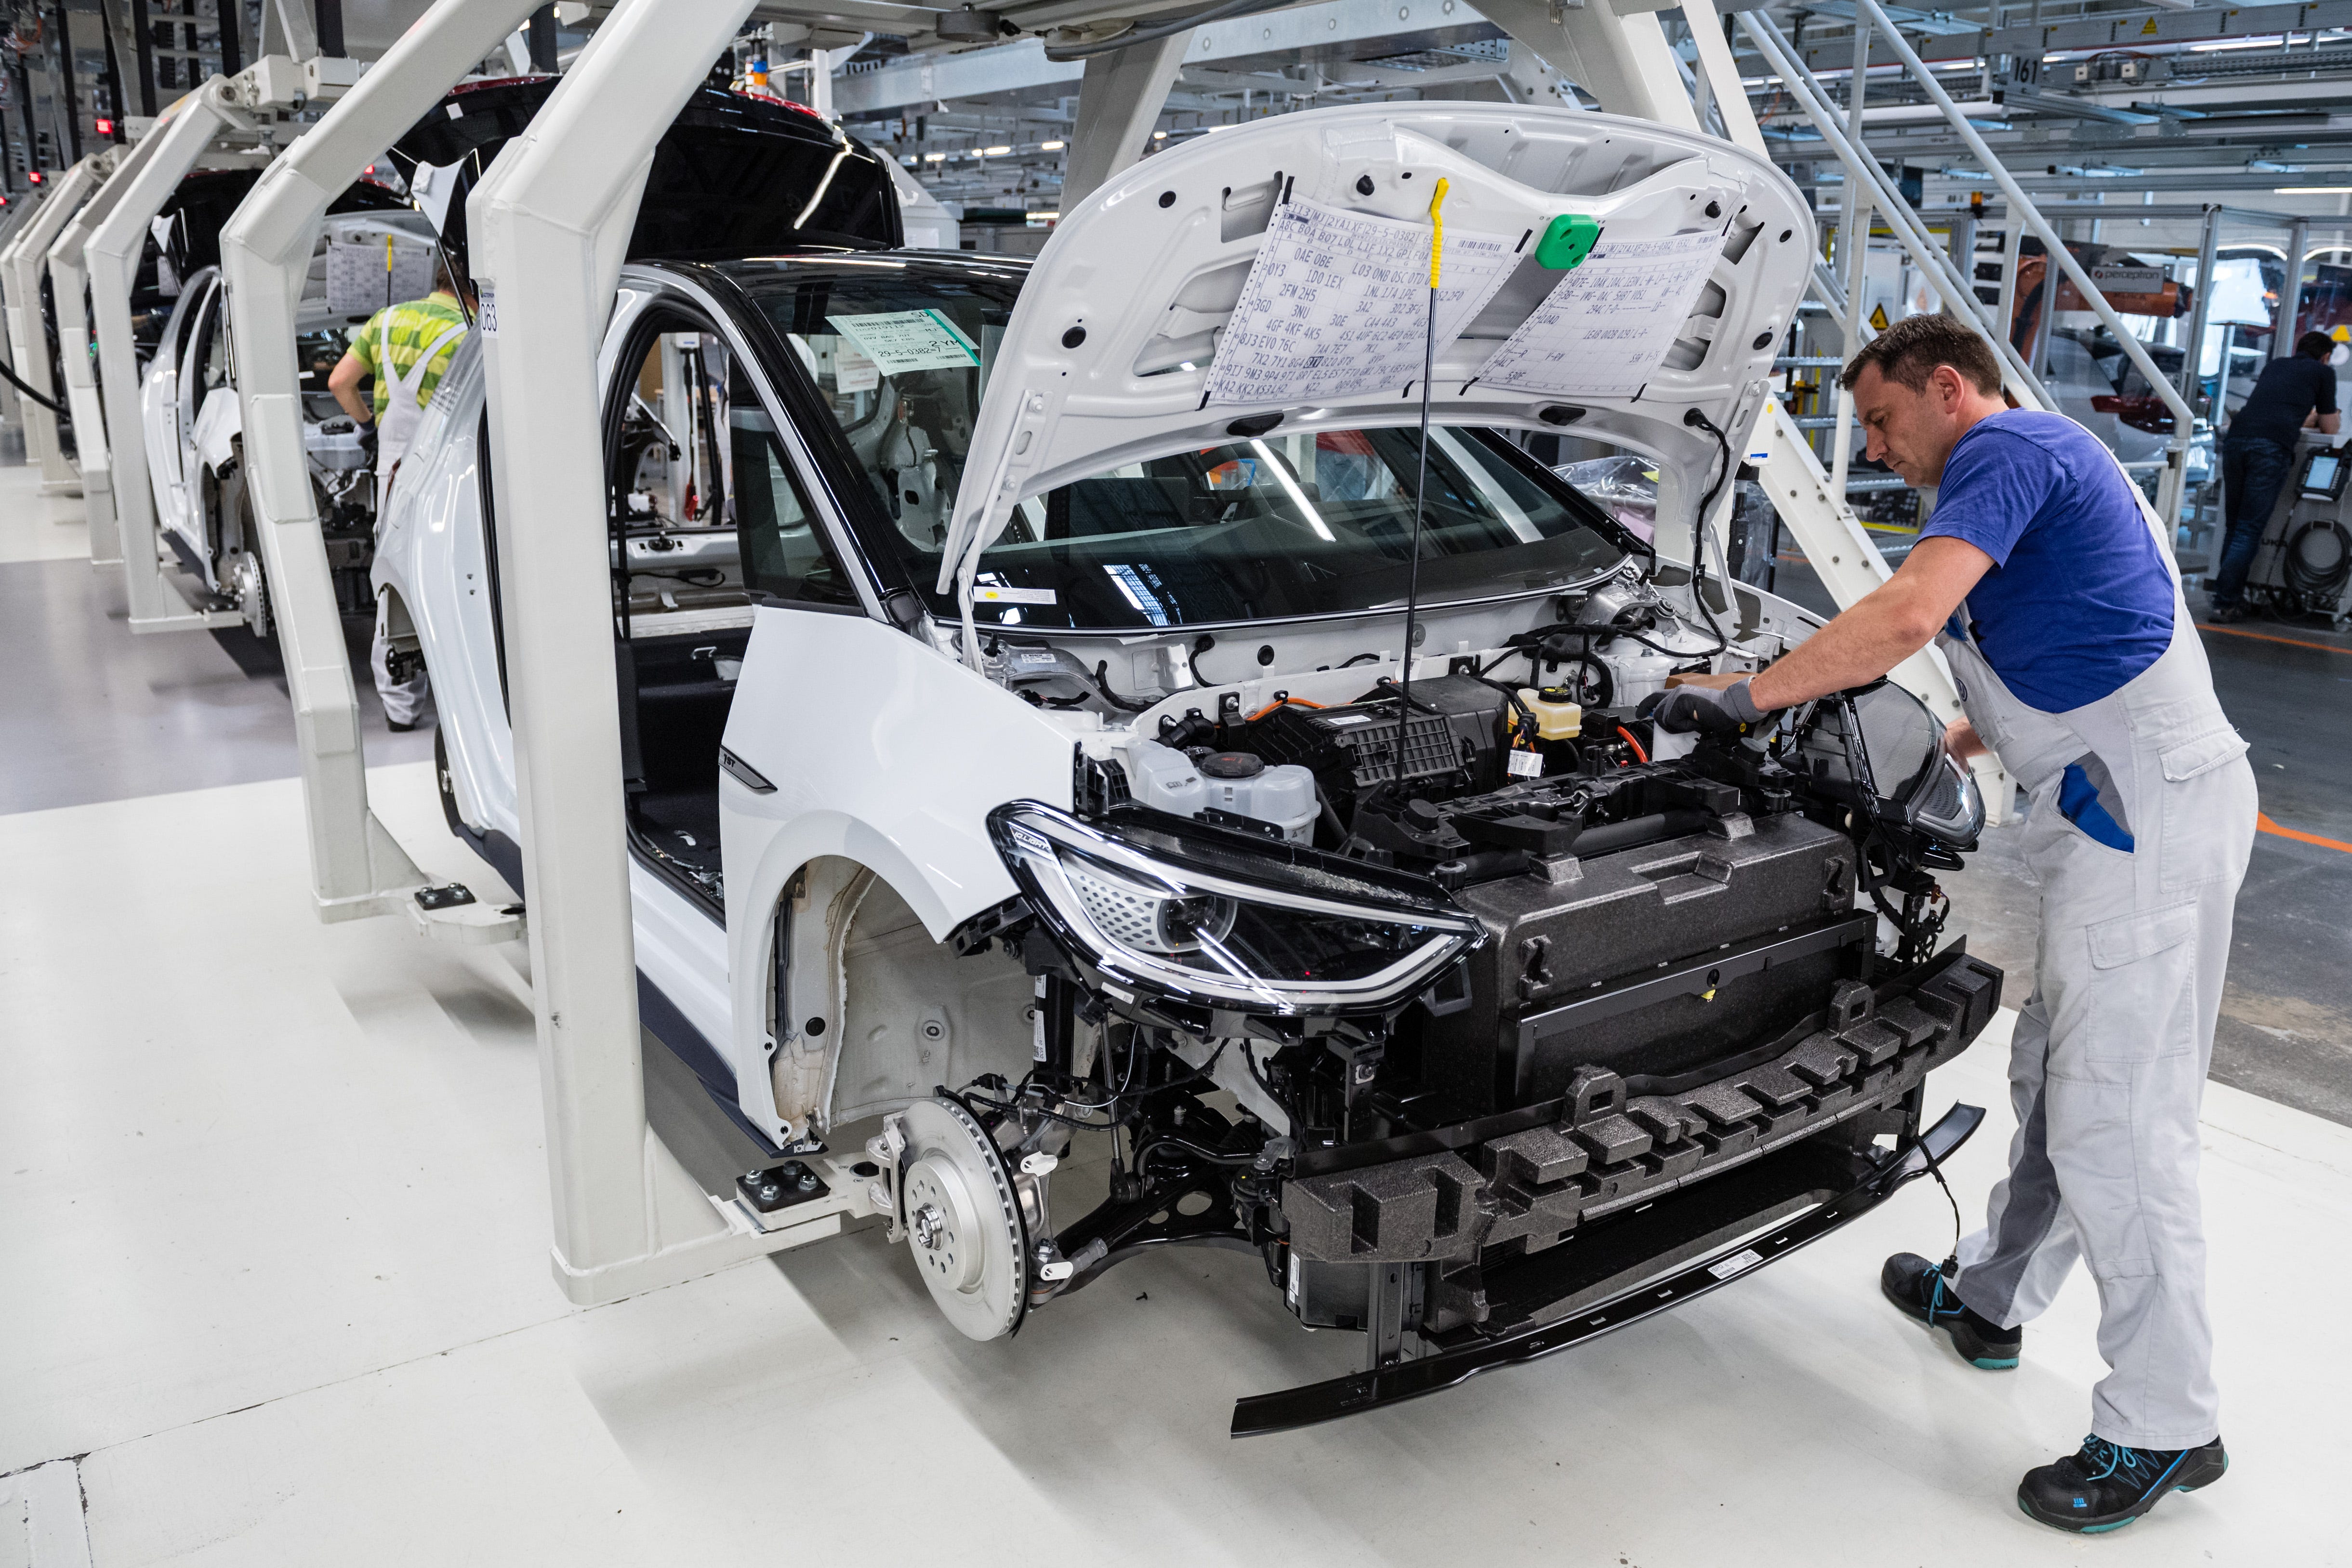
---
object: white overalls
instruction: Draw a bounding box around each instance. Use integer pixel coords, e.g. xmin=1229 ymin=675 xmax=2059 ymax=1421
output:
xmin=1942 ymin=500 xmax=2257 ymax=1450
xmin=368 ymin=308 xmax=467 ymax=728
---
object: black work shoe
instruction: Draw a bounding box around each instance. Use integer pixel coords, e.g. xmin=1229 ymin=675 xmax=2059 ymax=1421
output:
xmin=2018 ymin=1434 xmax=2229 ymax=1533
xmin=1879 ymin=1252 xmax=2021 ymax=1370
xmin=386 ymin=719 xmax=418 ymax=733
xmin=2208 ymin=603 xmax=2249 ymax=624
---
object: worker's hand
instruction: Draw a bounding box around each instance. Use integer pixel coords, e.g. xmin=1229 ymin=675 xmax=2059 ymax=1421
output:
xmin=1943 ymin=715 xmax=1988 ymax=762
xmin=357 ymin=420 xmax=378 ymax=462
xmin=1663 ymin=670 xmax=1745 ymax=692
xmin=1643 ymin=675 xmax=1767 ymax=735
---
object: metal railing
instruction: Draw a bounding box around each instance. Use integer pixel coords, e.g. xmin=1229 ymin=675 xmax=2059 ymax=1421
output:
xmin=1741 ymin=0 xmax=2197 ymax=529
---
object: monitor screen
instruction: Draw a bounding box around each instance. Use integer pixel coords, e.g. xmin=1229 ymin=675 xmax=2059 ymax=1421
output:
xmin=2304 ymin=453 xmax=2343 ymax=497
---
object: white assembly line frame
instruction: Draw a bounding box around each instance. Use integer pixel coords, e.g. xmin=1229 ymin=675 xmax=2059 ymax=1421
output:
xmin=2 ymin=154 xmax=110 ymax=496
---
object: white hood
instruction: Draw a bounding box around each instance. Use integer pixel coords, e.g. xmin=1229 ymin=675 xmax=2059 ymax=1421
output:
xmin=938 ymin=103 xmax=1814 ymax=627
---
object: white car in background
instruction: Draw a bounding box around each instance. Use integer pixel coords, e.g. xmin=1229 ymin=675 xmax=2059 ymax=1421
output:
xmin=139 ymin=207 xmax=435 ymax=634
xmin=382 ymin=104 xmax=2000 ymax=1433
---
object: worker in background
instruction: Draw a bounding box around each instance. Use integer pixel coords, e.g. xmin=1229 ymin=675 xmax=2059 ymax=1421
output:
xmin=1653 ymin=314 xmax=2254 ymax=1535
xmin=327 ymin=255 xmax=472 ymax=733
xmin=2210 ymin=329 xmax=2341 ymax=623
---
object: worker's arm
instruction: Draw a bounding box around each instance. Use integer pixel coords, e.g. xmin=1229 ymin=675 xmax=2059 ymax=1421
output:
xmin=1748 ymin=536 xmax=1994 ymax=707
xmin=2307 ymin=409 xmax=2343 ymax=435
xmin=327 ymin=349 xmax=372 ymax=426
xmin=1670 ymin=536 xmax=1995 ymax=713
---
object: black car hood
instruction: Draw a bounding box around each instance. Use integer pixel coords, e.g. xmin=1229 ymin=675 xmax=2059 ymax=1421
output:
xmin=386 ymin=77 xmax=900 ymax=283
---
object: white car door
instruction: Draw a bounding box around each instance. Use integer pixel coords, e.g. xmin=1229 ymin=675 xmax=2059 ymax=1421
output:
xmin=142 ymin=269 xmax=210 ymax=551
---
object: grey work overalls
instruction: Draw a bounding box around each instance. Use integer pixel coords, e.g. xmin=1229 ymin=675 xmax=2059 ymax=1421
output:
xmin=1940 ymin=494 xmax=2257 ymax=1450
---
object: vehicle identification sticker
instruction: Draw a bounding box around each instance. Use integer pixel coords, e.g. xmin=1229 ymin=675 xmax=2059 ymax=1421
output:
xmin=827 ymin=309 xmax=981 ymax=374
xmin=1203 ymin=197 xmax=1518 ymax=406
xmin=1706 ymin=1247 xmax=1765 ymax=1280
xmin=1475 ymin=227 xmax=1725 ymax=399
xmin=477 ymin=282 xmax=497 ymax=338
xmin=972 ymin=584 xmax=1058 ymax=605
xmin=1506 ymin=748 xmax=1545 ymax=778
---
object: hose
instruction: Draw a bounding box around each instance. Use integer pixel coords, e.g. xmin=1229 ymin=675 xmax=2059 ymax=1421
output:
xmin=0 ymin=353 xmax=64 ymax=414
xmin=2281 ymin=518 xmax=2352 ymax=608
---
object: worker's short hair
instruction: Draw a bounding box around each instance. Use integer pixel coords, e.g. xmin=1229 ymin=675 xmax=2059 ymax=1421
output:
xmin=2297 ymin=329 xmax=2337 ymax=361
xmin=1839 ymin=312 xmax=2004 ymax=398
xmin=433 ymin=252 xmax=458 ymax=297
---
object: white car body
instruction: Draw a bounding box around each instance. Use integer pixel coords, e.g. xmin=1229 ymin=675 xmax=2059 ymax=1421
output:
xmin=138 ymin=211 xmax=433 ymax=608
xmin=383 ymin=104 xmax=1821 ymax=1149
xmin=383 ymin=108 xmax=2009 ymax=1407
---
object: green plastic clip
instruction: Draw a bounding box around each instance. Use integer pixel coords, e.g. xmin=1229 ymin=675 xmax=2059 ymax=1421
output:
xmin=1534 ymin=213 xmax=1602 ymax=271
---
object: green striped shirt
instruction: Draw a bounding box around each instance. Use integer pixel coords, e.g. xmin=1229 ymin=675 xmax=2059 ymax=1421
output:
xmin=349 ymin=292 xmax=467 ymax=421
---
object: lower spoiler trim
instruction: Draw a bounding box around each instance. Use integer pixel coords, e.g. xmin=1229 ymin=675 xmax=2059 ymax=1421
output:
xmin=1229 ymin=1100 xmax=1985 ymax=1438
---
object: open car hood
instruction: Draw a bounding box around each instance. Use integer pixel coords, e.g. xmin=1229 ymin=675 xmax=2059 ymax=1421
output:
xmin=389 ymin=78 xmax=899 ymax=286
xmin=938 ymin=104 xmax=1812 ymax=619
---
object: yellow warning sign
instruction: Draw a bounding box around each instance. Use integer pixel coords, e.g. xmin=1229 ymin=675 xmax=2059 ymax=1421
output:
xmin=2335 ymin=325 xmax=2350 ymax=343
xmin=1869 ymin=302 xmax=1891 ymax=331
xmin=2141 ymin=16 xmax=2158 ymax=34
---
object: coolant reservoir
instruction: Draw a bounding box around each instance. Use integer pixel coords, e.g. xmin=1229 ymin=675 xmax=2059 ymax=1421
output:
xmin=1517 ymin=688 xmax=1584 ymax=740
xmin=1199 ymin=752 xmax=1320 ymax=843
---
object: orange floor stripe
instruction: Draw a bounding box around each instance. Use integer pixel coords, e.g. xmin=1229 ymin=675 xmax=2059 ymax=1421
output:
xmin=2258 ymin=812 xmax=2352 ymax=855
xmin=2195 ymin=622 xmax=2352 ymax=658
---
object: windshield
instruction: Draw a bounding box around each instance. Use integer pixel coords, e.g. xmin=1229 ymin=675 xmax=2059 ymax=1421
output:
xmin=732 ymin=260 xmax=1629 ymax=631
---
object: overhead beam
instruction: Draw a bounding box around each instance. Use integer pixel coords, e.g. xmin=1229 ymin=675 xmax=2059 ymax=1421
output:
xmin=835 ymin=0 xmax=1508 ymax=117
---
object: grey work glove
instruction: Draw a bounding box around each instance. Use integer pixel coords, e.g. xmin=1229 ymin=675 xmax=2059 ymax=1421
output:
xmin=1643 ymin=676 xmax=1767 ymax=736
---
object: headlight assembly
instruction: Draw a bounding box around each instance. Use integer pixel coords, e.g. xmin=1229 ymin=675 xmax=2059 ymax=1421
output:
xmin=1795 ymin=681 xmax=1984 ymax=851
xmin=989 ymin=803 xmax=1483 ymax=1016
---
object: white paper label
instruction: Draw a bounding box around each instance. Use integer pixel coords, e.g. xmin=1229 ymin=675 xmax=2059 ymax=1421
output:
xmin=973 ymin=584 xmax=1058 ymax=605
xmin=1476 ymin=228 xmax=1726 ymax=399
xmin=2088 ymin=264 xmax=2166 ymax=294
xmin=1203 ymin=197 xmax=1519 ymax=406
xmin=827 ymin=309 xmax=980 ymax=374
xmin=1506 ymin=747 xmax=1545 ymax=778
xmin=1707 ymin=1247 xmax=1764 ymax=1281
xmin=326 ymin=236 xmax=437 ymax=317
xmin=833 ymin=341 xmax=880 ymax=392
xmin=476 ymin=283 xmax=497 ymax=338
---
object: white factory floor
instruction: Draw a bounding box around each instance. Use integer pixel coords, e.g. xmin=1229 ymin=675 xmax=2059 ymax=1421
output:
xmin=4 ymin=755 xmax=2348 ymax=1567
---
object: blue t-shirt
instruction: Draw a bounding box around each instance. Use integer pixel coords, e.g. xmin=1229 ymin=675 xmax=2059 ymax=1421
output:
xmin=1920 ymin=410 xmax=2174 ymax=712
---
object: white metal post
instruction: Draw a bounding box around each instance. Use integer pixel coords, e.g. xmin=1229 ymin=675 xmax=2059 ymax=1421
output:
xmin=1060 ymin=34 xmax=1190 ymax=206
xmin=2274 ymin=217 xmax=2310 ymax=362
xmin=2 ymin=155 xmax=109 ymax=494
xmin=49 ymin=140 xmax=154 ymax=567
xmin=1480 ymin=0 xmax=1700 ymax=132
xmin=473 ymin=0 xmax=837 ymax=1303
xmin=214 ymin=0 xmax=547 ymax=922
xmin=0 ymin=192 xmax=40 ymax=429
xmin=86 ymin=80 xmax=259 ymax=631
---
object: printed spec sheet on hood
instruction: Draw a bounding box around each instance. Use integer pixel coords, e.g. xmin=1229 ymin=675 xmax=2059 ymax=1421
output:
xmin=1206 ymin=204 xmax=1727 ymax=405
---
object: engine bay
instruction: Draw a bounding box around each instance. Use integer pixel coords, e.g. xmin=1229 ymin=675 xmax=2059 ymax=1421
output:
xmin=894 ymin=553 xmax=2000 ymax=1418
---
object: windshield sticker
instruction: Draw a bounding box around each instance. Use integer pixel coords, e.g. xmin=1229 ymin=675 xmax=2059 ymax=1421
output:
xmin=826 ymin=309 xmax=981 ymax=375
xmin=972 ymin=583 xmax=1058 ymax=606
xmin=1473 ymin=228 xmax=1725 ymax=399
xmin=1203 ymin=198 xmax=1518 ymax=406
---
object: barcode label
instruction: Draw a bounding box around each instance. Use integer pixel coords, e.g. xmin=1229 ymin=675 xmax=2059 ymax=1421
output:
xmin=1707 ymin=1248 xmax=1764 ymax=1280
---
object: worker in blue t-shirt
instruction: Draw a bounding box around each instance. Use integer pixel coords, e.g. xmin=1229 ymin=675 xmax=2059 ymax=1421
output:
xmin=1653 ymin=314 xmax=2254 ymax=1536
xmin=2213 ymin=329 xmax=2341 ymax=622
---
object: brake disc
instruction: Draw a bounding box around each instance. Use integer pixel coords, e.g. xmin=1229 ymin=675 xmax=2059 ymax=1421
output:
xmin=898 ymin=1096 xmax=1028 ymax=1341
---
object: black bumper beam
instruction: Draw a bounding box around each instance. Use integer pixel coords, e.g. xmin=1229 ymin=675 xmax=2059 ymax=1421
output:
xmin=1229 ymin=1101 xmax=1985 ymax=1438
